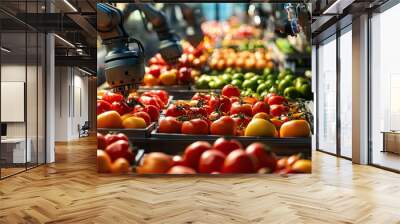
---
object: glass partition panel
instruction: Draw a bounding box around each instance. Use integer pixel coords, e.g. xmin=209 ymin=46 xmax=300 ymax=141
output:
xmin=317 ymin=35 xmax=337 ymax=154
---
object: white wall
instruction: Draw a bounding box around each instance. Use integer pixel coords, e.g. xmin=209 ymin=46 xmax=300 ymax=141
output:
xmin=54 ymin=66 xmax=89 ymax=141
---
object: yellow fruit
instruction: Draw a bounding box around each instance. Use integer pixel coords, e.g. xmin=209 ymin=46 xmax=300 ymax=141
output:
xmin=97 ymin=111 xmax=123 ymax=129
xmin=143 ymin=74 xmax=159 ymax=86
xmin=122 ymin=116 xmax=147 ymax=129
xmin=111 ymin=158 xmax=131 ymax=173
xmin=121 ymin=113 xmax=135 ymax=121
xmin=245 ymin=118 xmax=277 ymax=137
xmin=97 ymin=89 xmax=109 ymax=98
xmin=291 ymin=159 xmax=312 ymax=173
xmin=280 ymin=120 xmax=311 ymax=137
xmin=97 ymin=150 xmax=112 ymax=173
xmin=159 ymin=71 xmax=176 ymax=86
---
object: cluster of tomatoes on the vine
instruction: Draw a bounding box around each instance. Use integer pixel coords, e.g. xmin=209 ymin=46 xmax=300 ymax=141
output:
xmin=97 ymin=90 xmax=169 ymax=129
xmin=158 ymin=84 xmax=292 ymax=136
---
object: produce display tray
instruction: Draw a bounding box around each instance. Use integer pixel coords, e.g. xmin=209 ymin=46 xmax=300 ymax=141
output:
xmin=143 ymin=130 xmax=311 ymax=158
xmin=139 ymin=85 xmax=191 ymax=91
xmin=98 ymin=122 xmax=156 ymax=138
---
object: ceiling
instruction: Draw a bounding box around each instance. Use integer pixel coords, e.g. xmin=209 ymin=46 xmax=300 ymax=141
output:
xmin=0 ymin=0 xmax=96 ymax=73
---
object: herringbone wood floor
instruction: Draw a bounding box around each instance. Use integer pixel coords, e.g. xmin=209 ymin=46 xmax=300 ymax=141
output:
xmin=1 ymin=136 xmax=400 ymax=224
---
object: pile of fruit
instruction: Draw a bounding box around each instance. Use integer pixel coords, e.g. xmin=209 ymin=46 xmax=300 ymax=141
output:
xmin=195 ymin=68 xmax=312 ymax=100
xmin=97 ymin=90 xmax=169 ymax=129
xmin=142 ymin=42 xmax=209 ymax=87
xmin=97 ymin=133 xmax=135 ymax=173
xmin=135 ymin=138 xmax=311 ymax=174
xmin=208 ymin=48 xmax=274 ymax=72
xmin=158 ymin=84 xmax=311 ymax=137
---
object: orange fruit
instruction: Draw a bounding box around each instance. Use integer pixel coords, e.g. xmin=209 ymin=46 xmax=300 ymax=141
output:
xmin=97 ymin=150 xmax=112 ymax=173
xmin=111 ymin=158 xmax=131 ymax=173
xmin=291 ymin=159 xmax=312 ymax=173
xmin=253 ymin=112 xmax=271 ymax=120
xmin=245 ymin=118 xmax=276 ymax=137
xmin=143 ymin=74 xmax=159 ymax=86
xmin=280 ymin=120 xmax=311 ymax=137
xmin=97 ymin=111 xmax=123 ymax=129
xmin=122 ymin=116 xmax=147 ymax=129
xmin=159 ymin=71 xmax=176 ymax=85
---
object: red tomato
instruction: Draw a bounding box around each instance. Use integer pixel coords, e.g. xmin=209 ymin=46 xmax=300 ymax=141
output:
xmin=209 ymin=111 xmax=222 ymax=121
xmin=213 ymin=137 xmax=243 ymax=155
xmin=167 ymin=165 xmax=196 ymax=174
xmin=181 ymin=118 xmax=209 ymax=135
xmin=139 ymin=95 xmax=161 ymax=110
xmin=178 ymin=67 xmax=192 ymax=84
xmin=97 ymin=132 xmax=106 ymax=150
xmin=222 ymin=149 xmax=256 ymax=173
xmin=270 ymin=104 xmax=288 ymax=117
xmin=192 ymin=93 xmax=210 ymax=102
xmin=222 ymin=84 xmax=241 ymax=98
xmin=263 ymin=93 xmax=277 ymax=104
xmin=104 ymin=133 xmax=129 ymax=146
xmin=187 ymin=107 xmax=208 ymax=118
xmin=267 ymin=95 xmax=287 ymax=106
xmin=172 ymin=155 xmax=185 ymax=166
xmin=158 ymin=116 xmax=182 ymax=133
xmin=148 ymin=65 xmax=161 ymax=78
xmin=165 ymin=104 xmax=187 ymax=117
xmin=143 ymin=105 xmax=160 ymax=122
xmin=230 ymin=114 xmax=251 ymax=129
xmin=210 ymin=116 xmax=236 ymax=136
xmin=245 ymin=143 xmax=277 ymax=172
xmin=151 ymin=90 xmax=169 ymax=104
xmin=102 ymin=91 xmax=124 ymax=103
xmin=198 ymin=150 xmax=226 ymax=173
xmin=105 ymin=140 xmax=134 ymax=162
xmin=271 ymin=119 xmax=284 ymax=128
xmin=229 ymin=96 xmax=240 ymax=104
xmin=133 ymin=111 xmax=151 ymax=126
xmin=111 ymin=101 xmax=131 ymax=115
xmin=208 ymin=95 xmax=231 ymax=113
xmin=230 ymin=102 xmax=252 ymax=117
xmin=97 ymin=100 xmax=112 ymax=115
xmin=252 ymin=101 xmax=270 ymax=116
xmin=183 ymin=141 xmax=212 ymax=170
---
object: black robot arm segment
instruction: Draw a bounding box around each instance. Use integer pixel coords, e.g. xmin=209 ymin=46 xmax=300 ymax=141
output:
xmin=124 ymin=3 xmax=183 ymax=64
xmin=179 ymin=4 xmax=204 ymax=47
xmin=97 ymin=3 xmax=127 ymax=41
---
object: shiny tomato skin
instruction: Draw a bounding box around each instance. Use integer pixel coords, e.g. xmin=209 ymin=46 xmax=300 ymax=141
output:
xmin=270 ymin=104 xmax=288 ymax=117
xmin=97 ymin=100 xmax=112 ymax=115
xmin=133 ymin=111 xmax=151 ymax=126
xmin=252 ymin=101 xmax=270 ymax=116
xmin=139 ymin=95 xmax=161 ymax=110
xmin=188 ymin=107 xmax=208 ymax=118
xmin=102 ymin=91 xmax=124 ymax=104
xmin=165 ymin=104 xmax=187 ymax=117
xmin=231 ymin=114 xmax=251 ymax=129
xmin=158 ymin=116 xmax=182 ymax=133
xmin=267 ymin=95 xmax=287 ymax=106
xmin=222 ymin=149 xmax=256 ymax=173
xmin=213 ymin=137 xmax=243 ymax=156
xmin=143 ymin=105 xmax=160 ymax=122
xmin=245 ymin=143 xmax=277 ymax=172
xmin=263 ymin=93 xmax=277 ymax=104
xmin=181 ymin=118 xmax=209 ymax=135
xmin=183 ymin=141 xmax=212 ymax=170
xmin=222 ymin=84 xmax=241 ymax=98
xmin=208 ymin=95 xmax=231 ymax=113
xmin=192 ymin=93 xmax=210 ymax=102
xmin=172 ymin=155 xmax=185 ymax=166
xmin=111 ymin=101 xmax=131 ymax=115
xmin=104 ymin=133 xmax=129 ymax=146
xmin=198 ymin=150 xmax=226 ymax=173
xmin=230 ymin=102 xmax=252 ymax=117
xmin=105 ymin=139 xmax=132 ymax=162
xmin=167 ymin=165 xmax=196 ymax=174
xmin=97 ymin=133 xmax=106 ymax=150
xmin=210 ymin=116 xmax=236 ymax=136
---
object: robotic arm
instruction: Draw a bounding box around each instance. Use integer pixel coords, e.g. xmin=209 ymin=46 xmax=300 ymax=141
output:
xmin=97 ymin=3 xmax=182 ymax=94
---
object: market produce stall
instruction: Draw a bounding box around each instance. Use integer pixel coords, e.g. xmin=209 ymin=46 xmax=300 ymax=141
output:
xmin=97 ymin=3 xmax=312 ymax=174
